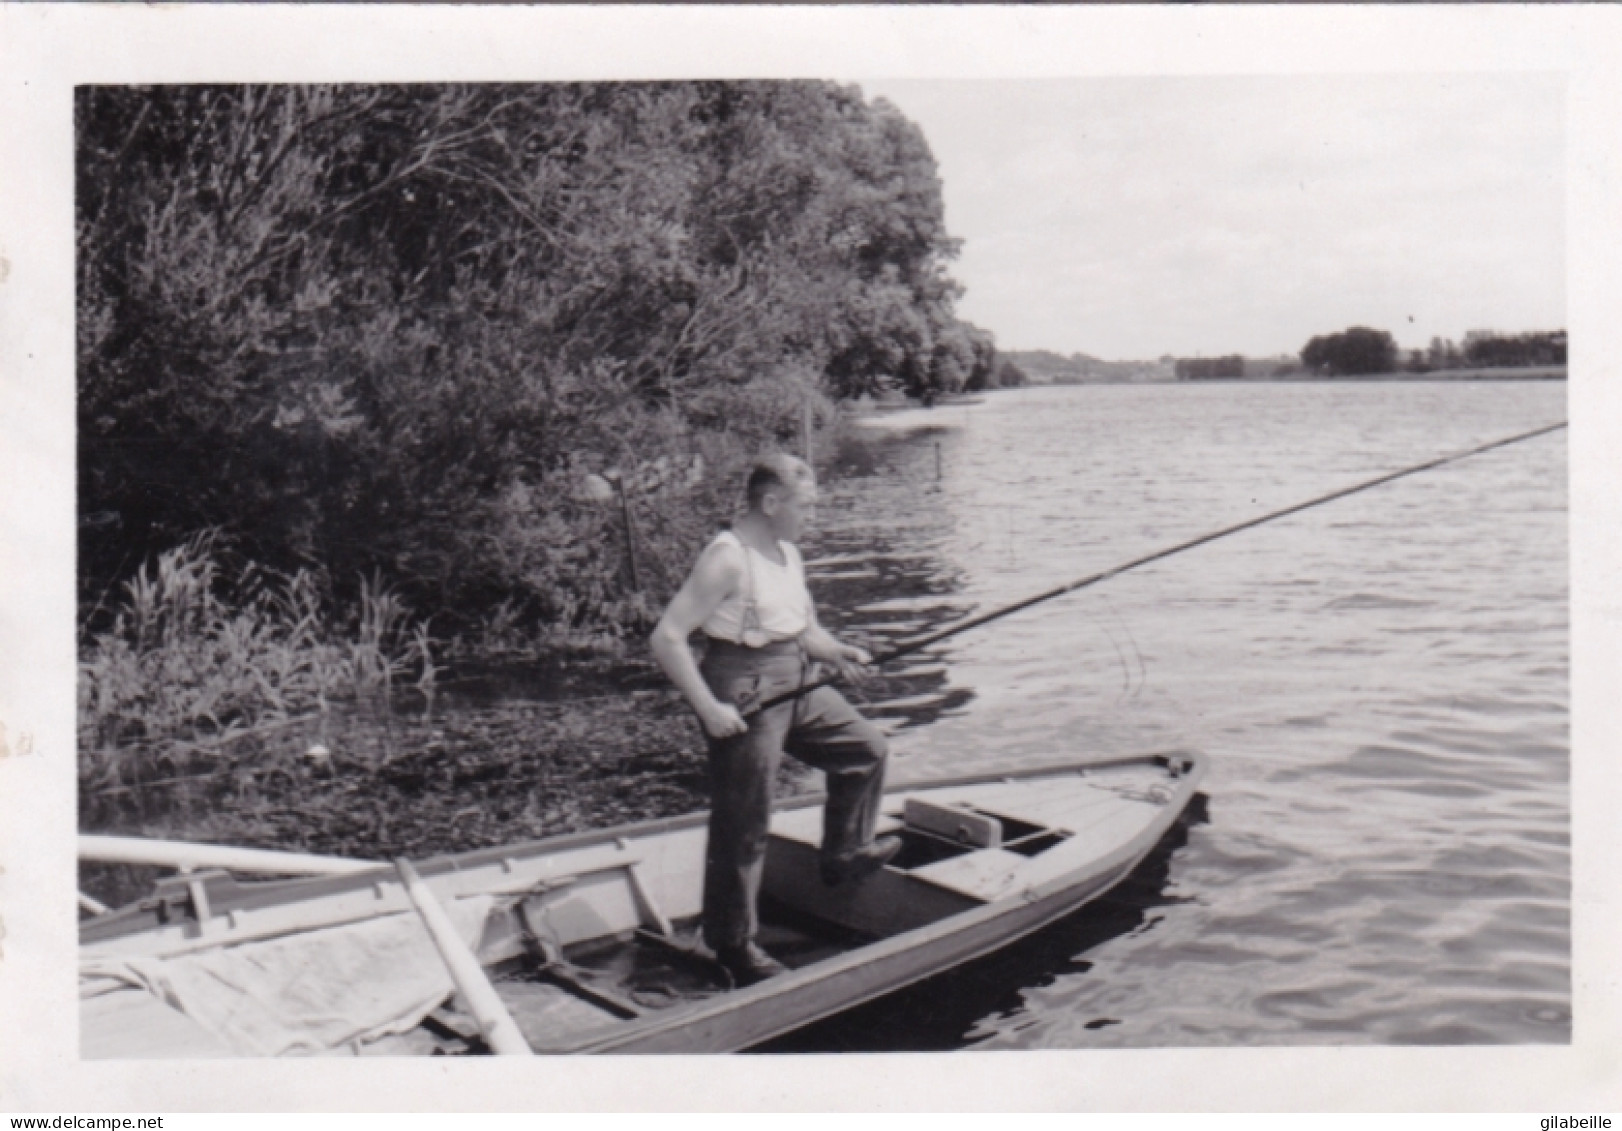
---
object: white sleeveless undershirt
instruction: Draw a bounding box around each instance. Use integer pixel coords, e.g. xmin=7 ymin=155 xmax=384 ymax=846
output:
xmin=700 ymin=530 xmax=812 ymax=645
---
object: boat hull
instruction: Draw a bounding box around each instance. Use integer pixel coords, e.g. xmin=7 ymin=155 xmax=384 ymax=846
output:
xmin=81 ymin=750 xmax=1206 ymax=1056
xmin=574 ymin=752 xmax=1205 ymax=1053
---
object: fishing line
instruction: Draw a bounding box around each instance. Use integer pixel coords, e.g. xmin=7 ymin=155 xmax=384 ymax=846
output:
xmin=1092 ymin=594 xmax=1146 ymax=703
xmin=1076 ymin=597 xmax=1133 ymax=700
xmin=752 ymin=420 xmax=1566 ymax=716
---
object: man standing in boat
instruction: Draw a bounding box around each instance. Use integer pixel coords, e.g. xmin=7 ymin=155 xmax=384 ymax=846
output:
xmin=650 ymin=453 xmax=900 ymax=986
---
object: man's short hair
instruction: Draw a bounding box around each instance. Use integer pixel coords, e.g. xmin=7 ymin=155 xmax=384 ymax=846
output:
xmin=745 ymin=453 xmax=815 ymax=510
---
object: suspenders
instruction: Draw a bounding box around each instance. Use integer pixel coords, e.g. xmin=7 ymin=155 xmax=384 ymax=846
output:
xmin=735 ymin=532 xmax=770 ymax=648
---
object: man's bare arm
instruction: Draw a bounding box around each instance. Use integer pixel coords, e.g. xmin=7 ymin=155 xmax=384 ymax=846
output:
xmin=650 ymin=542 xmax=748 ymax=738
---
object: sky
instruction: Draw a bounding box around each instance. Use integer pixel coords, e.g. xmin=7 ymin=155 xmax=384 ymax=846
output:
xmin=861 ymin=75 xmax=1565 ymax=361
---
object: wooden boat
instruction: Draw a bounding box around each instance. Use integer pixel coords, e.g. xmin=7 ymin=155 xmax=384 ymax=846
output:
xmin=80 ymin=750 xmax=1205 ymax=1057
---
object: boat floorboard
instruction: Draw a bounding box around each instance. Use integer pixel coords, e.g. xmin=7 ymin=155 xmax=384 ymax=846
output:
xmin=496 ymin=978 xmax=628 ymax=1052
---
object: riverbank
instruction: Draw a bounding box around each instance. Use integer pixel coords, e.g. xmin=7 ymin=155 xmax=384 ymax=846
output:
xmin=79 ymin=661 xmax=819 ymax=909
xmin=77 ymin=405 xmax=872 ymax=904
xmin=76 ymin=565 xmax=822 ymax=910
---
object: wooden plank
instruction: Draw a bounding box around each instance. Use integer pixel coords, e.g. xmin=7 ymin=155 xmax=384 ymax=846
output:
xmin=538 ymin=964 xmax=643 ymax=1020
xmin=81 ymin=834 xmax=379 ymax=877
xmin=625 ymin=862 xmax=674 ymax=938
xmin=83 ymin=845 xmax=646 ymax=961
xmin=497 ymin=980 xmax=624 ymax=1053
xmin=395 ymin=859 xmax=533 ymax=1056
xmin=908 ymin=848 xmax=1029 ymax=900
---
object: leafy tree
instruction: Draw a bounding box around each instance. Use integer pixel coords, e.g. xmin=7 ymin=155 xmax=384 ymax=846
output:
xmin=995 ymin=357 xmax=1028 ymax=388
xmin=77 ymin=83 xmax=989 ymax=639
xmin=968 ymin=352 xmax=1027 ymax=391
xmin=1300 ymin=327 xmax=1398 ymax=376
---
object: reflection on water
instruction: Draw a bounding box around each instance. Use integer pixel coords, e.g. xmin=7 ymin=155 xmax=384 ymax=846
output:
xmin=787 ymin=380 xmax=1567 ymax=1048
xmin=801 ymin=422 xmax=979 ymax=731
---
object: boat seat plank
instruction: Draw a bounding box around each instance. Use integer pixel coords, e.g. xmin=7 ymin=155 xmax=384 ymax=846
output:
xmin=80 ymin=843 xmax=649 ymax=964
xmin=908 ymin=848 xmax=1031 ymax=900
xmin=81 ymin=988 xmax=235 ymax=1059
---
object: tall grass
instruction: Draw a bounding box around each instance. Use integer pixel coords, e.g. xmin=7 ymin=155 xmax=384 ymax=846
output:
xmin=78 ymin=534 xmax=433 ymax=800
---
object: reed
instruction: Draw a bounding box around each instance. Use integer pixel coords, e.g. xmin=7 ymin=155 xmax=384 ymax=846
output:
xmin=78 ymin=534 xmax=431 ymax=800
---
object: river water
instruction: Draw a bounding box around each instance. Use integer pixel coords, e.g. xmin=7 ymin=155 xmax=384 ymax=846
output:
xmin=765 ymin=379 xmax=1568 ymax=1050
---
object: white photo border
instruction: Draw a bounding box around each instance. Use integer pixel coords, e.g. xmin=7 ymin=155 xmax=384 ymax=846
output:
xmin=1 ymin=3 xmax=1617 ymax=1113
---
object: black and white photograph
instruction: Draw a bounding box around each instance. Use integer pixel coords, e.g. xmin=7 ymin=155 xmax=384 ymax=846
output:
xmin=3 ymin=2 xmax=1621 ymax=1113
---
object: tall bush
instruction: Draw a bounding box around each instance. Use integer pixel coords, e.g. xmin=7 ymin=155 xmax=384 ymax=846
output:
xmin=78 ymin=83 xmax=991 ymax=640
xmin=78 ymin=534 xmax=430 ymax=765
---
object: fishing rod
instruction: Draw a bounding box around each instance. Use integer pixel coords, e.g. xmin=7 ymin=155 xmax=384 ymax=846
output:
xmin=751 ymin=419 xmax=1566 ymax=715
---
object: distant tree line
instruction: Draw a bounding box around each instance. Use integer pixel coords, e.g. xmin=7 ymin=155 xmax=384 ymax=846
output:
xmin=1171 ymin=325 xmax=1568 ymax=382
xmin=1455 ymin=331 xmax=1566 ymax=369
xmin=1297 ymin=327 xmax=1566 ymax=377
xmin=1175 ymin=356 xmax=1245 ymax=380
xmin=964 ymin=354 xmax=1028 ymax=391
xmin=77 ymin=83 xmax=994 ymax=642
xmin=1001 ymin=350 xmax=1170 ymax=384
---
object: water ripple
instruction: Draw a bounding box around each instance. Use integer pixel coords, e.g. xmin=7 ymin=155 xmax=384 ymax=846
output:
xmin=788 ymin=380 xmax=1568 ymax=1050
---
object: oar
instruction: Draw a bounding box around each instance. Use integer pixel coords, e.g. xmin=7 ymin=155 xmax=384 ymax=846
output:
xmin=750 ymin=419 xmax=1566 ymax=716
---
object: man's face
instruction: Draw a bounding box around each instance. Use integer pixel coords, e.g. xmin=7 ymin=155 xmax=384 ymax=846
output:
xmin=768 ymin=482 xmax=818 ymax=541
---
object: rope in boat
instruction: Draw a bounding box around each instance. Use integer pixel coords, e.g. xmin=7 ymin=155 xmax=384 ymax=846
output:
xmin=752 ymin=419 xmax=1567 ymax=716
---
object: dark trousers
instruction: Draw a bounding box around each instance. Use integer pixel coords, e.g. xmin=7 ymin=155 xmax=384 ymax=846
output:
xmin=698 ymin=639 xmax=889 ymax=951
